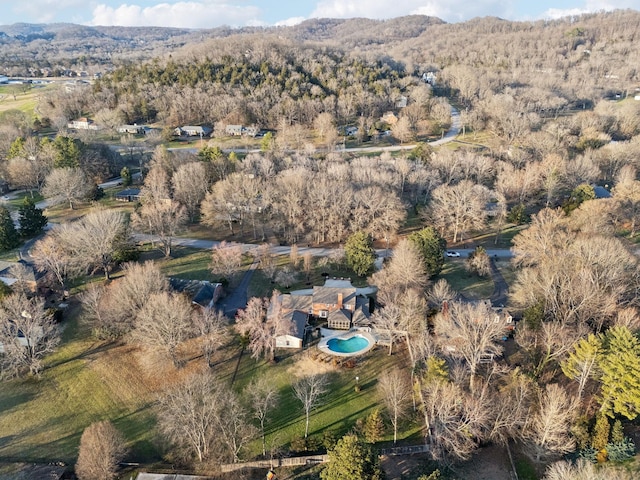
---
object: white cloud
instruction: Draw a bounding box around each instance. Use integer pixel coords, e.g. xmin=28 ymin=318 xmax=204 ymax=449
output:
xmin=275 ymin=16 xmax=306 ymax=27
xmin=310 ymin=0 xmax=514 ymax=23
xmin=13 ymin=0 xmax=87 ymax=23
xmin=541 ymin=0 xmax=639 ymax=20
xmin=90 ymin=1 xmax=262 ymax=28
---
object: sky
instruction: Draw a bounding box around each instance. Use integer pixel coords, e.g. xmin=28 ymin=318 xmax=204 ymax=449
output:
xmin=3 ymin=0 xmax=639 ymax=29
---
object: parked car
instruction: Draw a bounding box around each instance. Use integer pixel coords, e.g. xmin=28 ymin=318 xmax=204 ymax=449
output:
xmin=446 ymin=251 xmax=460 ymax=257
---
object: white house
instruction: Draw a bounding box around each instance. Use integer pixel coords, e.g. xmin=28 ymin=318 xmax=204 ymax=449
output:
xmin=275 ymin=310 xmax=308 ymax=349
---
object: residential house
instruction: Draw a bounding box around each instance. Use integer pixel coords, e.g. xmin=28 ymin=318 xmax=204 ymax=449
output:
xmin=380 ymin=112 xmax=399 ymax=126
xmin=275 ymin=310 xmax=308 ymax=349
xmin=422 ymin=71 xmax=437 ymax=85
xmin=115 ymin=188 xmax=141 ymax=203
xmin=225 ymin=125 xmax=260 ymax=137
xmin=226 ymin=124 xmax=244 ymax=136
xmin=174 ymin=125 xmax=213 ymax=137
xmin=395 ymin=95 xmax=408 ymax=108
xmin=67 ymin=117 xmax=99 ymax=130
xmin=270 ymin=278 xmax=373 ymax=349
xmin=191 ymin=281 xmax=224 ymax=309
xmin=118 ymin=124 xmax=148 ymax=135
xmin=0 ymin=260 xmax=37 ymax=292
xmin=312 ymin=278 xmax=358 ymax=329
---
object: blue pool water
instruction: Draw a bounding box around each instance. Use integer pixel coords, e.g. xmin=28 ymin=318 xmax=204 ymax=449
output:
xmin=326 ymin=335 xmax=370 ymax=354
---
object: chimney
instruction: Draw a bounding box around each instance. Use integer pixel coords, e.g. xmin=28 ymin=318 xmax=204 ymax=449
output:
xmin=337 ymin=293 xmax=343 ymax=309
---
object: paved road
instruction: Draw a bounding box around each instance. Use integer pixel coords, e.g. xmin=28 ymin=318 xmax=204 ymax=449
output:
xmin=167 ymin=104 xmax=462 ymax=155
xmin=219 ymin=260 xmax=259 ymax=317
xmin=447 ymin=248 xmax=514 ymax=259
xmin=489 ymin=258 xmax=509 ymax=306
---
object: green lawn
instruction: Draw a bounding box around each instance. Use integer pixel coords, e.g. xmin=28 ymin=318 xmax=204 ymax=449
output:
xmin=0 ymin=309 xmax=159 ymax=463
xmin=139 ymin=245 xmax=215 ymax=282
xmin=232 ymin=346 xmax=423 ymax=458
xmin=438 ymin=259 xmax=494 ymax=300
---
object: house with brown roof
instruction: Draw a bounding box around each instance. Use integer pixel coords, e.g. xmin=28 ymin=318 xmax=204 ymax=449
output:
xmin=273 ymin=279 xmax=372 ymax=349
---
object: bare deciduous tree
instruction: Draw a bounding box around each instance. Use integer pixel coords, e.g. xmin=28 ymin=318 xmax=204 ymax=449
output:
xmin=157 ymin=373 xmax=224 ymax=463
xmin=132 ymin=199 xmax=187 ymax=257
xmin=433 ymin=301 xmax=505 ymax=392
xmin=131 ymin=291 xmax=195 ymax=365
xmin=426 ymin=180 xmax=491 ymax=243
xmin=172 ymin=161 xmax=209 ymax=222
xmin=41 ymin=167 xmax=91 ymax=210
xmin=0 ymin=293 xmax=59 ymax=378
xmin=194 ymin=308 xmax=229 ymax=367
xmin=370 ymin=238 xmax=427 ymax=306
xmin=210 ymin=241 xmax=243 ymax=282
xmin=293 ymin=373 xmax=329 ymax=438
xmin=60 ymin=209 xmax=131 ymax=280
xmin=245 ymin=377 xmax=280 ymax=457
xmin=235 ymin=292 xmax=292 ymax=362
xmin=378 ymin=368 xmax=411 ymax=444
xmin=524 ymin=383 xmax=577 ymax=462
xmin=421 ymin=379 xmax=489 ymax=462
xmin=217 ymin=394 xmax=257 ymax=463
xmin=31 ymin=230 xmax=75 ymax=290
xmin=75 ymin=421 xmax=127 ymax=480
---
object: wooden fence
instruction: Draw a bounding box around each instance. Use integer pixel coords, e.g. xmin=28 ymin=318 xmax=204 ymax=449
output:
xmin=379 ymin=444 xmax=431 ymax=456
xmin=220 ymin=444 xmax=431 ymax=472
xmin=220 ymin=454 xmax=329 ymax=473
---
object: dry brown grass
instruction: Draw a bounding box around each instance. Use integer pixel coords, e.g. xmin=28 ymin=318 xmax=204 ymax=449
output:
xmin=287 ymin=351 xmax=339 ymax=378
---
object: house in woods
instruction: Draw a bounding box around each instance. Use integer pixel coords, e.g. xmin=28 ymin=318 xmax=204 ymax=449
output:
xmin=593 ymin=185 xmax=612 ymax=199
xmin=225 ymin=124 xmax=243 ymax=136
xmin=67 ymin=117 xmax=99 ymax=130
xmin=115 ymin=188 xmax=141 ymax=202
xmin=273 ymin=279 xmax=372 ymax=349
xmin=422 ymin=71 xmax=437 ymax=85
xmin=380 ymin=111 xmax=399 ymax=126
xmin=395 ymin=95 xmax=408 ymax=108
xmin=174 ymin=125 xmax=213 ymax=137
xmin=0 ymin=260 xmax=37 ymax=292
xmin=118 ymin=124 xmax=148 ymax=135
xmin=191 ymin=281 xmax=224 ymax=309
xmin=225 ymin=125 xmax=261 ymax=137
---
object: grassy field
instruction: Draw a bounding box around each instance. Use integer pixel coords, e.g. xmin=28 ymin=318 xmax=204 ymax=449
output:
xmin=439 ymin=259 xmax=494 ymax=300
xmin=0 ymin=84 xmax=57 ymax=117
xmin=0 ymin=292 xmax=419 ymax=465
xmin=0 ymin=308 xmax=159 ymax=463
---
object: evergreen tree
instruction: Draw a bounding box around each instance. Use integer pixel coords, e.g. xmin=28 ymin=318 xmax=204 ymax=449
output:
xmin=321 ymin=434 xmax=382 ymax=480
xmin=345 ymin=231 xmax=376 ymax=277
xmin=53 ymin=136 xmax=82 ymax=168
xmin=408 ymin=226 xmax=446 ymax=277
xmin=599 ymin=326 xmax=640 ymax=420
xmin=7 ymin=137 xmax=26 ymax=159
xmin=18 ymin=196 xmax=48 ymax=237
xmin=363 ymin=409 xmax=385 ymax=444
xmin=591 ymin=414 xmax=610 ymax=452
xmin=611 ymin=419 xmax=625 ymax=445
xmin=120 ymin=166 xmax=132 ymax=187
xmin=0 ymin=206 xmax=20 ymax=251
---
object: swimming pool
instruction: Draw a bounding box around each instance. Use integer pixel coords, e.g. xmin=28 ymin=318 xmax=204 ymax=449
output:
xmin=327 ymin=335 xmax=370 ymax=353
xmin=318 ymin=331 xmax=376 ymax=357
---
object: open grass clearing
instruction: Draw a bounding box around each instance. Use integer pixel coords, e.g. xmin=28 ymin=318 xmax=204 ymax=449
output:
xmin=0 ymin=307 xmax=161 ymax=463
xmin=234 ymin=344 xmax=423 ymax=458
xmin=439 ymin=259 xmax=494 ymax=300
